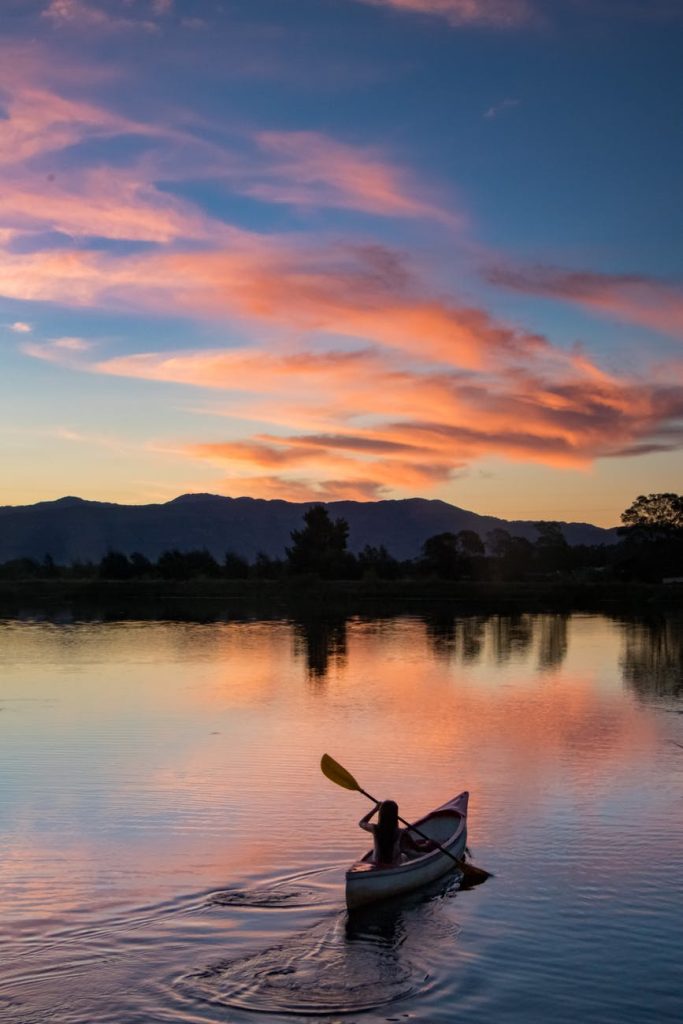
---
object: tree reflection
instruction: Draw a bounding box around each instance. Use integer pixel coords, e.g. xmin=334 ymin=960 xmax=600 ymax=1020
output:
xmin=292 ymin=614 xmax=348 ymax=680
xmin=621 ymin=616 xmax=683 ymax=701
xmin=489 ymin=615 xmax=534 ymax=663
xmin=424 ymin=611 xmax=457 ymax=660
xmin=423 ymin=613 xmax=486 ymax=664
xmin=538 ymin=614 xmax=569 ymax=671
xmin=461 ymin=616 xmax=486 ymax=663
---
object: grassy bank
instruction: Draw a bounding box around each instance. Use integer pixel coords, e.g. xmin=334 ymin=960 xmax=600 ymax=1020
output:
xmin=0 ymin=577 xmax=681 ymax=621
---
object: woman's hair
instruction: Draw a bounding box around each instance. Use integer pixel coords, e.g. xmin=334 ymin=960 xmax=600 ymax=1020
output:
xmin=375 ymin=800 xmax=399 ymax=863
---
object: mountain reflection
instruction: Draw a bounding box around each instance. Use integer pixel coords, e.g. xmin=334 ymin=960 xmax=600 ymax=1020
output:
xmin=621 ymin=616 xmax=683 ymax=701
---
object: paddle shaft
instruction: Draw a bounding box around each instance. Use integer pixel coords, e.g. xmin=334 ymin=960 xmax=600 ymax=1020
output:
xmin=358 ymin=786 xmax=462 ymax=866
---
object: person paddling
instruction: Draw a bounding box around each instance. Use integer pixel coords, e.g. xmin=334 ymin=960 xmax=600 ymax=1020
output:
xmin=359 ymin=800 xmax=434 ymax=865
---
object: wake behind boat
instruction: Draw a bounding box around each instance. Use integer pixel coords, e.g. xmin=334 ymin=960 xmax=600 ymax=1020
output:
xmin=345 ymin=791 xmax=469 ymax=909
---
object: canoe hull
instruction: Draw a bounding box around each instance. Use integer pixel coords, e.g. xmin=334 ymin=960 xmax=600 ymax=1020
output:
xmin=345 ymin=791 xmax=468 ymax=910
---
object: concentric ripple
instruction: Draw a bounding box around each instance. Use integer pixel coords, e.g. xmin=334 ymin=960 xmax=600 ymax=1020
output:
xmin=209 ymin=883 xmax=323 ymax=909
xmin=179 ymin=879 xmax=465 ymax=1019
xmin=179 ymin=915 xmax=430 ymax=1016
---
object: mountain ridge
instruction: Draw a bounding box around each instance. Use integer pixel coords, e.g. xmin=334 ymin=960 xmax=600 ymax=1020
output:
xmin=0 ymin=494 xmax=619 ymax=564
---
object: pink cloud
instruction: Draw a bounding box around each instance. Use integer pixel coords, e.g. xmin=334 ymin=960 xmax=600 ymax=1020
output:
xmin=356 ymin=0 xmax=533 ymax=28
xmin=0 ymin=166 xmax=226 ymax=243
xmin=0 ymin=86 xmax=138 ymax=166
xmin=42 ymin=0 xmax=157 ymax=33
xmin=0 ymin=239 xmax=550 ymax=369
xmin=0 ymin=60 xmax=457 ymax=250
xmin=21 ymin=336 xmax=94 ymax=364
xmin=248 ymin=131 xmax=458 ymax=223
xmin=488 ymin=265 xmax=683 ymax=340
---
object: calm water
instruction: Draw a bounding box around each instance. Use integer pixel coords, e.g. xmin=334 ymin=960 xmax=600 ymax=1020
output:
xmin=0 ymin=612 xmax=681 ymax=1024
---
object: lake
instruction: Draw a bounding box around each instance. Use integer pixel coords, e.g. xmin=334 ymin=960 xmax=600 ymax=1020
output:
xmin=0 ymin=612 xmax=681 ymax=1023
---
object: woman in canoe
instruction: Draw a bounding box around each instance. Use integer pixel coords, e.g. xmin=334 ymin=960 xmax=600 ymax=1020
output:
xmin=359 ymin=800 xmax=434 ymax=865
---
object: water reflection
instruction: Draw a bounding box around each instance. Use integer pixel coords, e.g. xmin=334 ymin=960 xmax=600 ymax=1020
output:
xmin=1 ymin=613 xmax=681 ymax=1024
xmin=289 ymin=612 xmax=683 ymax=704
xmin=292 ymin=614 xmax=348 ymax=680
xmin=424 ymin=610 xmax=458 ymax=660
xmin=538 ymin=614 xmax=569 ymax=671
xmin=490 ymin=614 xmax=534 ymax=663
xmin=621 ymin=616 xmax=683 ymax=701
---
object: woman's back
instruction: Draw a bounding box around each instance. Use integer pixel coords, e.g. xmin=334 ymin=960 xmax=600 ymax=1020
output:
xmin=370 ymin=799 xmax=401 ymax=865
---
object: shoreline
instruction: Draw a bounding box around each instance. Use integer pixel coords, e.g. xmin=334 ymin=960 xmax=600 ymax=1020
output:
xmin=0 ymin=578 xmax=681 ymax=620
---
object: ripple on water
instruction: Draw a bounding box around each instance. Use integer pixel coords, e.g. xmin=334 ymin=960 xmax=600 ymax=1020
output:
xmin=209 ymin=883 xmax=324 ymax=910
xmin=180 ymin=880 xmax=463 ymax=1018
xmin=180 ymin=917 xmax=425 ymax=1016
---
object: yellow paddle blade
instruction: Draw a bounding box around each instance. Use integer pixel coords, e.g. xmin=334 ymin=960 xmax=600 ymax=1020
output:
xmin=320 ymin=753 xmax=360 ymax=792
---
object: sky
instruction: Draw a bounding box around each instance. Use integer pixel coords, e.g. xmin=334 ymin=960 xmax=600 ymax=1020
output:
xmin=1 ymin=0 xmax=682 ymax=525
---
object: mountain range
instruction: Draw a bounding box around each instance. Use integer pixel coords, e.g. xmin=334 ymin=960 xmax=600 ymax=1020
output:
xmin=0 ymin=494 xmax=619 ymax=564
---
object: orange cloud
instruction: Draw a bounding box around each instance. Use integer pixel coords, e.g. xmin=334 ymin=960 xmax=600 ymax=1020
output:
xmin=356 ymin=0 xmax=533 ymax=28
xmin=89 ymin=335 xmax=683 ymax=497
xmin=488 ymin=265 xmax=683 ymax=341
xmin=11 ymin=219 xmax=683 ymax=499
xmin=0 ymin=240 xmax=549 ymax=368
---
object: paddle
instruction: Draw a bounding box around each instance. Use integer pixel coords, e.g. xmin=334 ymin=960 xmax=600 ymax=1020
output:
xmin=321 ymin=753 xmax=491 ymax=880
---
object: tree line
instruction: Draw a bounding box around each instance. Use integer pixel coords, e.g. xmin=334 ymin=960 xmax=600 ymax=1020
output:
xmin=1 ymin=493 xmax=682 ymax=584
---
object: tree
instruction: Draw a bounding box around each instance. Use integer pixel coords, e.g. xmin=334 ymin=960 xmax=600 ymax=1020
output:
xmin=157 ymin=549 xmax=189 ymax=580
xmin=129 ymin=552 xmax=153 ymax=577
xmin=421 ymin=532 xmax=460 ymax=579
xmin=618 ymin=493 xmax=683 ymax=580
xmin=286 ymin=505 xmax=352 ymax=578
xmin=533 ymin=521 xmax=570 ymax=573
xmin=41 ymin=553 xmax=59 ymax=578
xmin=156 ymin=548 xmax=219 ymax=580
xmin=620 ymin=494 xmax=683 ymax=536
xmin=486 ymin=528 xmax=512 ymax=560
xmin=99 ymin=550 xmax=133 ymax=580
xmin=486 ymin=529 xmax=534 ymax=580
xmin=224 ymin=551 xmax=249 ymax=579
xmin=456 ymin=530 xmax=484 ymax=557
xmin=357 ymin=544 xmax=400 ymax=579
xmin=0 ymin=558 xmax=40 ymax=580
xmin=253 ymin=552 xmax=285 ymax=579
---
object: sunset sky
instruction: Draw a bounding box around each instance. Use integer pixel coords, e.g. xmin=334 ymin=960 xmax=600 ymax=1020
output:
xmin=1 ymin=0 xmax=682 ymax=525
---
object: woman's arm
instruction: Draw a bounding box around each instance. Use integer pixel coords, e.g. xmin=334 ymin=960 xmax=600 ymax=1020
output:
xmin=358 ymin=803 xmax=380 ymax=832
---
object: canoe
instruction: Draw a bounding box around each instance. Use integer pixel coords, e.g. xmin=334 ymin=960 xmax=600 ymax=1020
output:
xmin=345 ymin=791 xmax=469 ymax=910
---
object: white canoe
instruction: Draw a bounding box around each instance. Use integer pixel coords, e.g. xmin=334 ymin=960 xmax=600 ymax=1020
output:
xmin=345 ymin=791 xmax=469 ymax=910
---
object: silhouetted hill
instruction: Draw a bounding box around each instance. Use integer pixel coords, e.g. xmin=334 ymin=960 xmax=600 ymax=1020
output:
xmin=0 ymin=494 xmax=618 ymax=564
